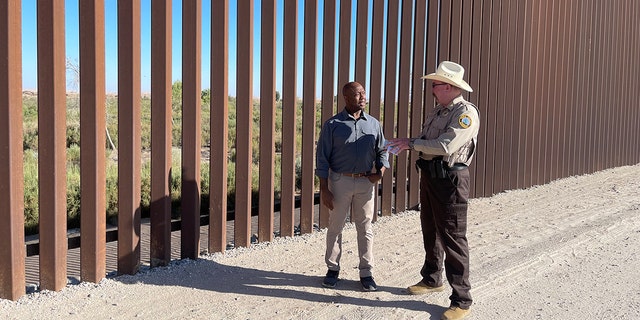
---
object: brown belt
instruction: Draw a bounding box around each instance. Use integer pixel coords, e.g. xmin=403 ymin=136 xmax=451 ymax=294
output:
xmin=341 ymin=172 xmax=370 ymax=178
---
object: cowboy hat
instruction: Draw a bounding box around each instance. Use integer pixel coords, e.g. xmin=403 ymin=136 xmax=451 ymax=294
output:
xmin=422 ymin=61 xmax=473 ymax=92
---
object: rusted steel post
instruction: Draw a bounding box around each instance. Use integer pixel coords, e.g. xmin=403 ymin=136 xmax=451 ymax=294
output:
xmin=567 ymin=0 xmax=580 ymax=173
xmin=150 ymin=0 xmax=172 ymax=267
xmin=235 ymin=0 xmax=254 ymax=248
xmin=506 ymin=1 xmax=526 ymax=191
xmin=318 ymin=0 xmax=335 ymax=229
xmin=336 ymin=0 xmax=352 ymax=222
xmin=560 ymin=0 xmax=575 ymax=176
xmin=579 ymin=0 xmax=593 ymax=173
xmin=209 ymin=0 xmax=229 ymax=253
xmin=424 ymin=2 xmax=437 ymax=115
xmin=117 ymin=0 xmax=142 ymax=275
xmin=438 ymin=0 xmax=452 ymax=61
xmin=181 ymin=0 xmax=202 ymax=260
xmin=474 ymin=1 xmax=498 ymax=196
xmin=0 ymin=0 xmax=26 ymax=301
xmin=280 ymin=0 xmax=298 ymax=237
xmin=454 ymin=1 xmax=472 ymax=102
xmin=408 ymin=0 xmax=427 ymax=208
xmin=79 ymin=0 xmax=107 ymax=283
xmin=354 ymin=0 xmax=368 ymax=87
xmin=300 ymin=0 xmax=317 ymax=234
xmin=368 ymin=0 xmax=383 ymax=122
xmin=469 ymin=0 xmax=485 ymax=196
xmin=369 ymin=0 xmax=385 ymax=220
xmin=623 ymin=0 xmax=634 ymax=164
xmin=381 ymin=0 xmax=399 ymax=216
xmin=493 ymin=0 xmax=511 ymax=193
xmin=37 ymin=0 xmax=67 ymax=291
xmin=258 ymin=0 xmax=276 ymax=243
xmin=459 ymin=0 xmax=473 ymax=195
xmin=450 ymin=0 xmax=462 ymax=63
xmin=336 ymin=0 xmax=350 ymax=93
xmin=394 ymin=0 xmax=413 ymax=213
xmin=535 ymin=0 xmax=551 ymax=185
xmin=593 ymin=0 xmax=606 ymax=173
xmin=524 ymin=1 xmax=539 ymax=190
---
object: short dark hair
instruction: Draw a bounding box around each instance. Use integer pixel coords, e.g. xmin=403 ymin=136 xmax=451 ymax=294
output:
xmin=342 ymin=81 xmax=361 ymax=95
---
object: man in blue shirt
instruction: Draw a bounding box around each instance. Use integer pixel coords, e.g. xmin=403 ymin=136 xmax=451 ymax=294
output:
xmin=315 ymin=81 xmax=389 ymax=291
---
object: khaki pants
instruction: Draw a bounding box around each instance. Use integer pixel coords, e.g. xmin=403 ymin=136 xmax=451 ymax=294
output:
xmin=325 ymin=171 xmax=376 ymax=278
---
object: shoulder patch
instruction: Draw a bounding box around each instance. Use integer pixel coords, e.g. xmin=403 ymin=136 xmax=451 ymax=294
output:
xmin=458 ymin=114 xmax=472 ymax=129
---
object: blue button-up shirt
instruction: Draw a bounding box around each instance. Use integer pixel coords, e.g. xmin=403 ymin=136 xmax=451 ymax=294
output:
xmin=315 ymin=109 xmax=389 ymax=179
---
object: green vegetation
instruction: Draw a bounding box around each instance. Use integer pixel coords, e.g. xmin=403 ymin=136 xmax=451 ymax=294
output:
xmin=22 ymin=83 xmax=323 ymax=236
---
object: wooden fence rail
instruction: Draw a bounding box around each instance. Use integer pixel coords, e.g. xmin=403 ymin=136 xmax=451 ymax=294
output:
xmin=1 ymin=0 xmax=639 ymax=301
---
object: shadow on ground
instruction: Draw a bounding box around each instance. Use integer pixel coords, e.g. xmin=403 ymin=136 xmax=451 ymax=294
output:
xmin=111 ymin=258 xmax=445 ymax=316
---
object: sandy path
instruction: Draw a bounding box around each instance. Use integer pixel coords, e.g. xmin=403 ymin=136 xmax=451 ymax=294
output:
xmin=2 ymin=164 xmax=639 ymax=319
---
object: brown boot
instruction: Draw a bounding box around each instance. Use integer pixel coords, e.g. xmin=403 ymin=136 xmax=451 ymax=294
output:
xmin=440 ymin=306 xmax=471 ymax=320
xmin=406 ymin=281 xmax=445 ymax=295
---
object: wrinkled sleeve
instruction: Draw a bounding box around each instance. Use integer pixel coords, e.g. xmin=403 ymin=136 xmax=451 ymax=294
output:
xmin=315 ymin=121 xmax=332 ymax=179
xmin=376 ymin=122 xmax=390 ymax=170
xmin=412 ymin=106 xmax=479 ymax=156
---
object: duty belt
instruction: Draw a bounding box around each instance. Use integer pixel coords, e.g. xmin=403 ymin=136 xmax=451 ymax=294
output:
xmin=415 ymin=158 xmax=467 ymax=178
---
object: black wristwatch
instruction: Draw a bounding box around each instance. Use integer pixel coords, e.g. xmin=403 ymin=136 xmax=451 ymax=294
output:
xmin=408 ymin=138 xmax=416 ymax=149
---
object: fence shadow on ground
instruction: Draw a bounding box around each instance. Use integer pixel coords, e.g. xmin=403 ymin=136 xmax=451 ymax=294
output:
xmin=111 ymin=258 xmax=445 ymax=315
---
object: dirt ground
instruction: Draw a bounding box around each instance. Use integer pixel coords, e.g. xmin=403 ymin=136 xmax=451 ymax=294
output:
xmin=2 ymin=164 xmax=639 ymax=319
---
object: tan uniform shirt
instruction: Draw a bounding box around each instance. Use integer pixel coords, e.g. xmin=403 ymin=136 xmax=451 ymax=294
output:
xmin=413 ymin=95 xmax=480 ymax=166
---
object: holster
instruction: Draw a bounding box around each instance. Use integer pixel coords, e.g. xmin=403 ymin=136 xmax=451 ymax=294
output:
xmin=415 ymin=157 xmax=447 ymax=179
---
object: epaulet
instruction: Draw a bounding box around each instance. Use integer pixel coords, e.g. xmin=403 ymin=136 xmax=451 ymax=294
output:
xmin=459 ymin=100 xmax=479 ymax=116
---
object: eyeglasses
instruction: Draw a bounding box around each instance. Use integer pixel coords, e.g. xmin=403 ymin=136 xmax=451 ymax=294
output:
xmin=431 ymin=82 xmax=448 ymax=88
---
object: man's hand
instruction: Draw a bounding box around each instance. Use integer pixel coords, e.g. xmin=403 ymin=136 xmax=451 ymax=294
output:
xmin=321 ymin=189 xmax=334 ymax=210
xmin=319 ymin=178 xmax=334 ymax=210
xmin=385 ymin=138 xmax=412 ymax=154
xmin=367 ymin=172 xmax=383 ymax=184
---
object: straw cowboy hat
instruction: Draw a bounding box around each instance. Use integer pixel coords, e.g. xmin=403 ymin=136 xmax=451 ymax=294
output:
xmin=422 ymin=61 xmax=473 ymax=92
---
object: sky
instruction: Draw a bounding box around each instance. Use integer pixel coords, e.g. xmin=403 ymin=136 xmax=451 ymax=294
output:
xmin=21 ymin=0 xmax=383 ymax=98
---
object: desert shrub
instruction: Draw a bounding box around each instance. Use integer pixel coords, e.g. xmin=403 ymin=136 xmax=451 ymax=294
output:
xmin=105 ymin=96 xmax=119 ymax=149
xmin=65 ymin=163 xmax=81 ymax=229
xmin=66 ymin=124 xmax=80 ymax=147
xmin=23 ymin=150 xmax=39 ymax=235
xmin=139 ymin=161 xmax=151 ymax=216
xmin=22 ymin=96 xmax=38 ymax=123
xmin=105 ymin=160 xmax=119 ymax=224
xmin=22 ymin=86 xmax=305 ymax=235
xmin=140 ymin=96 xmax=152 ymax=149
xmin=23 ymin=127 xmax=38 ymax=151
xmin=67 ymin=144 xmax=80 ymax=164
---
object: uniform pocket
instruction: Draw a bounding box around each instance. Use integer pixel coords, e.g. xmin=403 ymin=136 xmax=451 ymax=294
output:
xmin=445 ymin=203 xmax=468 ymax=236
